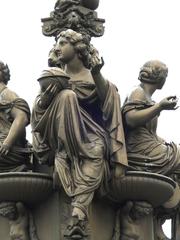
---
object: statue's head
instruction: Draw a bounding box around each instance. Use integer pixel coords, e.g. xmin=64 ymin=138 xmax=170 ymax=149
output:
xmin=54 ymin=29 xmax=91 ymax=68
xmin=138 ymin=60 xmax=168 ymax=89
xmin=50 ymin=29 xmax=100 ymax=69
xmin=0 ymin=61 xmax=10 ymax=85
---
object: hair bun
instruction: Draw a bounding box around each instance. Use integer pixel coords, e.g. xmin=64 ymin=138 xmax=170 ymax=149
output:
xmin=81 ymin=0 xmax=99 ymax=10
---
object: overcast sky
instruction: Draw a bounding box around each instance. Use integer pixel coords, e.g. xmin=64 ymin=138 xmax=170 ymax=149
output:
xmin=1 ymin=0 xmax=180 ymax=237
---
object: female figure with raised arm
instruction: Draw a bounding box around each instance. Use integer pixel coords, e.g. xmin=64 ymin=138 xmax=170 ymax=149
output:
xmin=32 ymin=29 xmax=127 ymax=221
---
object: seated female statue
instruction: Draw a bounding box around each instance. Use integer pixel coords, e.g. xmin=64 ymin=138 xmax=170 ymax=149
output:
xmin=0 ymin=61 xmax=31 ymax=172
xmin=31 ymin=29 xmax=127 ymax=221
xmin=122 ymin=60 xmax=180 ymax=176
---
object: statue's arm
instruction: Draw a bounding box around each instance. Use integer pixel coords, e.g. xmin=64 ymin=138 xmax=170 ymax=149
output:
xmin=125 ymin=104 xmax=161 ymax=128
xmin=91 ymin=71 xmax=108 ymax=103
xmin=91 ymin=57 xmax=108 ymax=102
xmin=125 ymin=89 xmax=178 ymax=129
xmin=2 ymin=107 xmax=29 ymax=153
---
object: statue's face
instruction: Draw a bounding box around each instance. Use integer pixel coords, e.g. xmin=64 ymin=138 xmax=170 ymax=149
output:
xmin=55 ymin=37 xmax=76 ymax=64
xmin=6 ymin=210 xmax=17 ymax=221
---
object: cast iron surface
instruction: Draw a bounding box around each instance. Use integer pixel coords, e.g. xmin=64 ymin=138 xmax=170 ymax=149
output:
xmin=0 ymin=172 xmax=53 ymax=204
xmin=108 ymin=171 xmax=176 ymax=207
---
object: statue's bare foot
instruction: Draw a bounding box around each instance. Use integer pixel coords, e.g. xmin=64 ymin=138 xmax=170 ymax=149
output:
xmin=72 ymin=207 xmax=86 ymax=221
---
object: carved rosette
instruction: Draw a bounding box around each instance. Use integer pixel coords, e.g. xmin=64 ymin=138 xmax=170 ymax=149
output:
xmin=41 ymin=0 xmax=105 ymax=38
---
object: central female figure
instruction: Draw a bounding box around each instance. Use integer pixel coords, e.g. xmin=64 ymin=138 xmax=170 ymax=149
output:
xmin=32 ymin=29 xmax=127 ymax=221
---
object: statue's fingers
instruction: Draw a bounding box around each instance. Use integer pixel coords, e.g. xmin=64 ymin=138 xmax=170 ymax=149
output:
xmin=45 ymin=84 xmax=54 ymax=94
xmin=174 ymin=106 xmax=179 ymax=110
xmin=50 ymin=84 xmax=56 ymax=92
xmin=51 ymin=84 xmax=59 ymax=95
xmin=101 ymin=57 xmax=105 ymax=66
xmin=49 ymin=85 xmax=57 ymax=96
xmin=4 ymin=149 xmax=9 ymax=155
xmin=46 ymin=84 xmax=53 ymax=91
xmin=0 ymin=148 xmax=5 ymax=156
xmin=167 ymin=95 xmax=177 ymax=100
xmin=171 ymin=100 xmax=178 ymax=106
xmin=91 ymin=59 xmax=96 ymax=67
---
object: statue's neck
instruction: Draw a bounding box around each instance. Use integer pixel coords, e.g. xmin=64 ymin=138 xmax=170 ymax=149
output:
xmin=64 ymin=56 xmax=92 ymax=82
xmin=140 ymin=83 xmax=156 ymax=97
xmin=0 ymin=82 xmax=6 ymax=93
xmin=64 ymin=56 xmax=85 ymax=75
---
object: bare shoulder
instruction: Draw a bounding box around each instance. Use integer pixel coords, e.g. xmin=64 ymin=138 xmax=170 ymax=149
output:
xmin=1 ymin=88 xmax=19 ymax=102
xmin=128 ymin=86 xmax=147 ymax=102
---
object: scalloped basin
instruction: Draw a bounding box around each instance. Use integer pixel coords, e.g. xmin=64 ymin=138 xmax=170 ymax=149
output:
xmin=108 ymin=171 xmax=176 ymax=207
xmin=0 ymin=172 xmax=53 ymax=204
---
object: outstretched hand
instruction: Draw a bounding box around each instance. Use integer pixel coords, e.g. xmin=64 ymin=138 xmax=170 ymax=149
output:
xmin=0 ymin=144 xmax=10 ymax=156
xmin=159 ymin=96 xmax=179 ymax=111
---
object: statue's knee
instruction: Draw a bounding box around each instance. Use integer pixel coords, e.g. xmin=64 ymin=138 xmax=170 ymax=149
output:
xmin=93 ymin=143 xmax=104 ymax=158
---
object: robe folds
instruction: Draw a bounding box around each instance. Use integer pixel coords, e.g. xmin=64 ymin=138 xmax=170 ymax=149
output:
xmin=32 ymin=80 xmax=127 ymax=216
xmin=122 ymin=97 xmax=180 ymax=176
xmin=0 ymin=88 xmax=31 ymax=172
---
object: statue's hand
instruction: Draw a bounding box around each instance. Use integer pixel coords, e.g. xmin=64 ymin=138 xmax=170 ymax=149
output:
xmin=159 ymin=96 xmax=178 ymax=111
xmin=114 ymin=164 xmax=126 ymax=179
xmin=39 ymin=83 xmax=59 ymax=108
xmin=0 ymin=144 xmax=10 ymax=156
xmin=91 ymin=57 xmax=104 ymax=75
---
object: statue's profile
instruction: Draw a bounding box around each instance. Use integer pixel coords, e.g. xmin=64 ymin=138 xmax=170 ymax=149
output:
xmin=122 ymin=60 xmax=180 ymax=176
xmin=31 ymin=29 xmax=127 ymax=222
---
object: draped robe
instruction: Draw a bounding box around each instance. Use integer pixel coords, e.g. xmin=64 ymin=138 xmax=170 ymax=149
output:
xmin=0 ymin=87 xmax=31 ymax=172
xmin=122 ymin=87 xmax=180 ymax=176
xmin=32 ymin=79 xmax=127 ymax=216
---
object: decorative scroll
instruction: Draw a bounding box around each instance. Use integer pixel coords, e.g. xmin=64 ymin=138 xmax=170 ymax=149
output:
xmin=41 ymin=0 xmax=105 ymax=38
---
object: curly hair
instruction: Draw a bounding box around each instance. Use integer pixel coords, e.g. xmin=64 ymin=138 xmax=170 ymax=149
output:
xmin=0 ymin=61 xmax=10 ymax=85
xmin=138 ymin=60 xmax=168 ymax=84
xmin=56 ymin=29 xmax=100 ymax=69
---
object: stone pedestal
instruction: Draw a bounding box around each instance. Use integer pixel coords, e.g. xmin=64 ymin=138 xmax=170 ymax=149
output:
xmin=0 ymin=190 xmax=116 ymax=240
xmin=0 ymin=172 xmax=176 ymax=240
xmin=34 ymin=191 xmax=116 ymax=240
